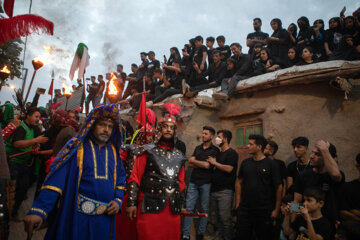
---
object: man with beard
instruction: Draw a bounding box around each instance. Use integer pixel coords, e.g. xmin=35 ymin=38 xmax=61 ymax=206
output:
xmin=182 ymin=126 xmax=219 ymax=240
xmin=126 ymin=103 xmax=187 ymax=240
xmin=293 ymin=140 xmax=343 ymax=235
xmin=116 ymin=123 xmax=156 ymax=240
xmin=246 ymin=18 xmax=269 ymax=55
xmin=208 ymin=129 xmax=238 ymax=240
xmin=24 ymin=104 xmax=126 ymax=240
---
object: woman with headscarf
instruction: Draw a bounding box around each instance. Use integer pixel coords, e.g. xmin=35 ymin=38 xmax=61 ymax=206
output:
xmin=165 ymin=47 xmax=181 ymax=79
xmin=329 ymin=34 xmax=360 ymax=61
xmin=313 ymin=19 xmax=327 ymax=61
xmin=267 ymin=18 xmax=291 ymax=66
xmin=324 ymin=17 xmax=343 ymax=58
xmin=283 ymin=47 xmax=299 ymax=68
xmin=252 ymin=48 xmax=280 ymax=76
xmin=296 ymin=16 xmax=316 ymax=55
xmin=287 ymin=23 xmax=298 ymax=47
xmin=296 ymin=46 xmax=317 ymax=66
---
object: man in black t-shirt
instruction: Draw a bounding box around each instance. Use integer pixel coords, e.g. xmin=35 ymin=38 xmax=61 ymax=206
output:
xmin=234 ymin=134 xmax=282 ymax=240
xmin=188 ymin=35 xmax=208 ymax=87
xmin=146 ymin=51 xmax=161 ymax=77
xmin=339 ymin=153 xmax=360 ymax=223
xmin=206 ymin=36 xmax=215 ymax=66
xmin=184 ymin=50 xmax=227 ymax=97
xmin=182 ymin=126 xmax=219 ymax=240
xmin=151 ymin=60 xmax=183 ymax=104
xmin=287 ymin=136 xmax=312 ymax=194
xmin=216 ymin=35 xmax=232 ymax=62
xmin=213 ymin=42 xmax=252 ymax=100
xmin=208 ymin=129 xmax=238 ymax=240
xmin=137 ymin=52 xmax=149 ymax=92
xmin=246 ymin=18 xmax=269 ymax=55
xmin=294 ymin=140 xmax=343 ymax=233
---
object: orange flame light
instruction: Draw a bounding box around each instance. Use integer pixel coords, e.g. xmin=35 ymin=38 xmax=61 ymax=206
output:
xmin=108 ymin=72 xmax=118 ymax=95
xmin=62 ymin=83 xmax=72 ymax=96
xmin=0 ymin=66 xmax=10 ymax=74
xmin=33 ymin=45 xmax=52 ymax=64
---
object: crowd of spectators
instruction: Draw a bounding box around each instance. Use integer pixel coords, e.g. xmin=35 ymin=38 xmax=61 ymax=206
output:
xmin=183 ymin=127 xmax=360 ymax=240
xmin=78 ymin=7 xmax=360 ymax=112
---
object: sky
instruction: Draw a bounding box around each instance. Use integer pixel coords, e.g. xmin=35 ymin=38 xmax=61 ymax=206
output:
xmin=1 ymin=0 xmax=359 ymax=107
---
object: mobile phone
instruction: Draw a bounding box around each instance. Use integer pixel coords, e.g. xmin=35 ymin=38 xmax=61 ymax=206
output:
xmin=341 ymin=6 xmax=346 ymax=15
xmin=290 ymin=203 xmax=304 ymax=213
xmin=38 ymin=88 xmax=46 ymax=94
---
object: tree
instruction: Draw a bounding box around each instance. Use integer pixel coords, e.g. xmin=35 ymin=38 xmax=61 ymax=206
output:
xmin=0 ymin=38 xmax=23 ymax=87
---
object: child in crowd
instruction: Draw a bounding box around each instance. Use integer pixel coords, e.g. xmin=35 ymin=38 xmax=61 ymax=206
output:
xmin=282 ymin=187 xmax=332 ymax=240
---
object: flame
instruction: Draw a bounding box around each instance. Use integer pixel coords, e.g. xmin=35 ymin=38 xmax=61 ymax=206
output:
xmin=108 ymin=72 xmax=118 ymax=95
xmin=62 ymin=82 xmax=72 ymax=95
xmin=33 ymin=45 xmax=52 ymax=64
xmin=0 ymin=66 xmax=10 ymax=74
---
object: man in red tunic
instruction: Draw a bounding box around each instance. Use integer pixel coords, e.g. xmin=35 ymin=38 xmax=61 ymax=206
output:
xmin=116 ymin=124 xmax=155 ymax=240
xmin=126 ymin=103 xmax=186 ymax=240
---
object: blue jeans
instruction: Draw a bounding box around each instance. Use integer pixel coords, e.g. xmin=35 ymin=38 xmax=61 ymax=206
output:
xmin=182 ymin=182 xmax=211 ymax=237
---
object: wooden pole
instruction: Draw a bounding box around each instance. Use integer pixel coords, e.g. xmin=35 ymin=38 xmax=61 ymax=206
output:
xmin=21 ymin=68 xmax=28 ymax=99
xmin=24 ymin=69 xmax=37 ymax=104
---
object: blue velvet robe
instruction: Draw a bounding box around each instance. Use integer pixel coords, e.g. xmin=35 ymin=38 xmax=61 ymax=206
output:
xmin=28 ymin=137 xmax=126 ymax=240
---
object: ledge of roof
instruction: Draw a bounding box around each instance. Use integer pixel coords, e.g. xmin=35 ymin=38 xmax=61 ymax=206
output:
xmin=235 ymin=60 xmax=360 ymax=94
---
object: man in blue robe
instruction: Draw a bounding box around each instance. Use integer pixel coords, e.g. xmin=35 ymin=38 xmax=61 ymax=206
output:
xmin=24 ymin=104 xmax=126 ymax=240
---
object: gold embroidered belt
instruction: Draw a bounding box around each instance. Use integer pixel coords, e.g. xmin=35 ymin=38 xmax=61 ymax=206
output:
xmin=77 ymin=194 xmax=110 ymax=215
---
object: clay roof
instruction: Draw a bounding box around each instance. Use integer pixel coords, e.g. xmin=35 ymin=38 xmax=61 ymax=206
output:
xmin=235 ymin=60 xmax=360 ymax=94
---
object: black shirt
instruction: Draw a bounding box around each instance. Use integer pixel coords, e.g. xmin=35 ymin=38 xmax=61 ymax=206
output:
xmin=204 ymin=62 xmax=227 ymax=86
xmin=287 ymin=160 xmax=312 ymax=182
xmin=207 ymin=48 xmax=215 ymax=65
xmin=231 ymin=54 xmax=253 ymax=77
xmin=246 ymin=31 xmax=269 ymax=54
xmin=216 ymin=45 xmax=231 ymax=62
xmin=12 ymin=121 xmax=41 ymax=143
xmin=146 ymin=59 xmax=160 ymax=76
xmin=211 ymin=148 xmax=238 ymax=192
xmin=339 ymin=179 xmax=360 ymax=211
xmin=138 ymin=59 xmax=149 ymax=80
xmin=291 ymin=216 xmax=332 ymax=240
xmin=294 ymin=169 xmax=344 ymax=225
xmin=274 ymin=159 xmax=287 ymax=183
xmin=238 ymin=157 xmax=281 ymax=214
xmin=193 ymin=45 xmax=208 ymax=67
xmin=190 ymin=143 xmax=219 ymax=185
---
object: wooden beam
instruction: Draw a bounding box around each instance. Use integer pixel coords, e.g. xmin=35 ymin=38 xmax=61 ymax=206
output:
xmin=220 ymin=108 xmax=265 ymax=119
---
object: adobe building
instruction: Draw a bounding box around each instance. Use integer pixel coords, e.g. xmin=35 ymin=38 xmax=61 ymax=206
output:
xmin=122 ymin=60 xmax=360 ymax=181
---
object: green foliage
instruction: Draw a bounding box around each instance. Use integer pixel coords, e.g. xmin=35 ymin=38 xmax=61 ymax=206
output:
xmin=0 ymin=39 xmax=24 ymax=83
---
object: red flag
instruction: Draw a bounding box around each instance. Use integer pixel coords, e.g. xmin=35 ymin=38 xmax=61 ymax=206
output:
xmin=136 ymin=92 xmax=146 ymax=127
xmin=4 ymin=0 xmax=15 ymax=18
xmin=48 ymin=78 xmax=54 ymax=95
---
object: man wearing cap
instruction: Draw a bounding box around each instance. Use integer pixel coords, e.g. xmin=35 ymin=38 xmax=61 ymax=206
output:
xmin=24 ymin=104 xmax=126 ymax=240
xmin=126 ymin=103 xmax=186 ymax=240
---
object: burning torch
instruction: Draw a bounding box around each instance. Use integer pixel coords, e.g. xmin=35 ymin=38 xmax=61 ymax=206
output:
xmin=107 ymin=72 xmax=121 ymax=104
xmin=24 ymin=46 xmax=52 ymax=104
xmin=63 ymin=84 xmax=72 ymax=110
xmin=0 ymin=66 xmax=11 ymax=91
